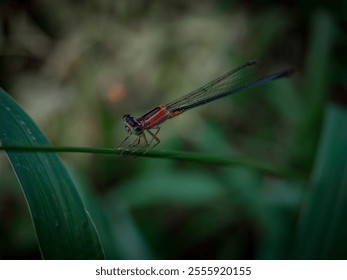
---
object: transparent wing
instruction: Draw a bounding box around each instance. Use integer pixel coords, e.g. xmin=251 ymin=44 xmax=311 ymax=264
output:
xmin=166 ymin=61 xmax=293 ymax=113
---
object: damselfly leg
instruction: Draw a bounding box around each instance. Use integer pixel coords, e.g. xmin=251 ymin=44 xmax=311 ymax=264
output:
xmin=142 ymin=126 xmax=161 ymax=154
xmin=117 ymin=127 xmax=161 ymax=153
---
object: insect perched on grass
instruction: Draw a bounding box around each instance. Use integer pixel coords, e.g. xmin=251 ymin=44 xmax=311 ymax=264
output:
xmin=118 ymin=61 xmax=294 ymax=153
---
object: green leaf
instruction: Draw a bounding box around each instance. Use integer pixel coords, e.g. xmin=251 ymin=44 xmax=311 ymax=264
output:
xmin=0 ymin=88 xmax=104 ymax=259
xmin=291 ymin=103 xmax=347 ymax=259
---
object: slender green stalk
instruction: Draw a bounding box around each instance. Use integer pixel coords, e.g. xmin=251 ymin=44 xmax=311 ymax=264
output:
xmin=0 ymin=145 xmax=307 ymax=180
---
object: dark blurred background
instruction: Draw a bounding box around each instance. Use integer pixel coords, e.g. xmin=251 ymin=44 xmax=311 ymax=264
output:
xmin=0 ymin=0 xmax=347 ymax=259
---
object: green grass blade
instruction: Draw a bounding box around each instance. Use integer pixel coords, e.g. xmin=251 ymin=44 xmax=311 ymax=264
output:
xmin=0 ymin=88 xmax=104 ymax=259
xmin=293 ymin=11 xmax=336 ymax=170
xmin=291 ymin=103 xmax=347 ymax=259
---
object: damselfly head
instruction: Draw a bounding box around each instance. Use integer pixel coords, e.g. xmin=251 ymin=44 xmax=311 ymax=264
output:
xmin=122 ymin=114 xmax=143 ymax=135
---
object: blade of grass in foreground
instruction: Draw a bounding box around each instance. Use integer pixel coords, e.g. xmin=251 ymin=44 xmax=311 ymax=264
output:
xmin=0 ymin=88 xmax=104 ymax=259
xmin=291 ymin=103 xmax=347 ymax=259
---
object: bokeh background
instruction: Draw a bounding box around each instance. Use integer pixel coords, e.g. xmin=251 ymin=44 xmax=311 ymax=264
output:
xmin=1 ymin=0 xmax=347 ymax=259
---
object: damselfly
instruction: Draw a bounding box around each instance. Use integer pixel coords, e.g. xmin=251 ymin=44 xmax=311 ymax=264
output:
xmin=118 ymin=61 xmax=293 ymax=152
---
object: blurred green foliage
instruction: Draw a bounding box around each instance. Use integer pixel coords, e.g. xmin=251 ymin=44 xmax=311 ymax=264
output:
xmin=1 ymin=0 xmax=347 ymax=259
